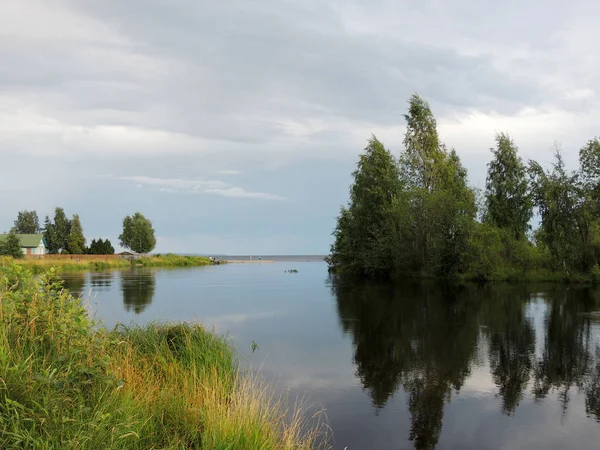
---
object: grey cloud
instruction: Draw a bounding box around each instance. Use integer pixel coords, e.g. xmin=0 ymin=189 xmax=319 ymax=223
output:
xmin=1 ymin=0 xmax=563 ymax=162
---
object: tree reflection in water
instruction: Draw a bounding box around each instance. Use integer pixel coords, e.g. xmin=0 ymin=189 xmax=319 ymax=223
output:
xmin=331 ymin=277 xmax=600 ymax=449
xmin=120 ymin=269 xmax=156 ymax=314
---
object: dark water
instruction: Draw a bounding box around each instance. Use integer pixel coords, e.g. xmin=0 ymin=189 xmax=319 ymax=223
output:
xmin=61 ymin=262 xmax=600 ymax=449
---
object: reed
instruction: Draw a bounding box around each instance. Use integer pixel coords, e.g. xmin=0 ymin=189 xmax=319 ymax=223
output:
xmin=0 ymin=264 xmax=328 ymax=449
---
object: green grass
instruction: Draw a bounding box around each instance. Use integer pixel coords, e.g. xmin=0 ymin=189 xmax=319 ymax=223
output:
xmin=1 ymin=256 xmax=132 ymax=274
xmin=1 ymin=254 xmax=214 ymax=274
xmin=0 ymin=264 xmax=327 ymax=449
xmin=135 ymin=254 xmax=213 ymax=267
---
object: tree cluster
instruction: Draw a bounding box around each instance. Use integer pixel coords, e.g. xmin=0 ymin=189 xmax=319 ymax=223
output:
xmin=0 ymin=232 xmax=23 ymax=258
xmin=42 ymin=208 xmax=86 ymax=254
xmin=328 ymin=94 xmax=600 ymax=280
xmin=87 ymin=239 xmax=115 ymax=255
xmin=6 ymin=208 xmax=156 ymax=256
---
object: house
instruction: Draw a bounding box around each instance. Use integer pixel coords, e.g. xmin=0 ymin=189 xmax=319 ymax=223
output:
xmin=0 ymin=234 xmax=47 ymax=255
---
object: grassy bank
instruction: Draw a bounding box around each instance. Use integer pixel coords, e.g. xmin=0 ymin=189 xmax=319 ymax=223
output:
xmin=3 ymin=257 xmax=133 ymax=273
xmin=135 ymin=254 xmax=213 ymax=267
xmin=0 ymin=254 xmax=214 ymax=274
xmin=0 ymin=264 xmax=326 ymax=449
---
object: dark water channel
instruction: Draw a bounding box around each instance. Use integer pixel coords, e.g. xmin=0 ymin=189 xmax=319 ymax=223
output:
xmin=61 ymin=260 xmax=600 ymax=449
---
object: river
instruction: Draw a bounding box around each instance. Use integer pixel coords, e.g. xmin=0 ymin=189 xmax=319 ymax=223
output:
xmin=60 ymin=259 xmax=600 ymax=449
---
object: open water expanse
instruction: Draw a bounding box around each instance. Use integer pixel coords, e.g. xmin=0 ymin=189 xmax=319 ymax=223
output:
xmin=61 ymin=259 xmax=600 ymax=449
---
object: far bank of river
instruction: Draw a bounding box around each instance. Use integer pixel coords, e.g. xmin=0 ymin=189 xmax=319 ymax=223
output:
xmin=1 ymin=254 xmax=214 ymax=273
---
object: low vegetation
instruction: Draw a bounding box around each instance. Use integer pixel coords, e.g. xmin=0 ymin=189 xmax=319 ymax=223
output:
xmin=328 ymin=93 xmax=600 ymax=282
xmin=135 ymin=254 xmax=213 ymax=267
xmin=0 ymin=254 xmax=214 ymax=274
xmin=0 ymin=264 xmax=327 ymax=449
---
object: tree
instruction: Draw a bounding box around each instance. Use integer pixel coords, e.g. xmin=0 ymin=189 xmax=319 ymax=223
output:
xmin=43 ymin=215 xmax=59 ymax=254
xmin=13 ymin=210 xmax=39 ymax=234
xmin=529 ymin=149 xmax=581 ymax=271
xmin=103 ymin=239 xmax=115 ymax=255
xmin=43 ymin=207 xmax=72 ymax=254
xmin=399 ymin=95 xmax=476 ymax=273
xmin=329 ymin=136 xmax=403 ymax=277
xmin=485 ymin=133 xmax=533 ymax=240
xmin=87 ymin=238 xmax=116 ymax=255
xmin=0 ymin=231 xmax=23 ymax=258
xmin=400 ymin=94 xmax=445 ymax=192
xmin=54 ymin=207 xmax=71 ymax=253
xmin=66 ymin=214 xmax=86 ymax=254
xmin=119 ymin=213 xmax=156 ymax=254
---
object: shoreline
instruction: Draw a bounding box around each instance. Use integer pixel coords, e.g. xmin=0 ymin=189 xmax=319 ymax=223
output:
xmin=1 ymin=254 xmax=213 ymax=273
xmin=225 ymin=259 xmax=276 ymax=263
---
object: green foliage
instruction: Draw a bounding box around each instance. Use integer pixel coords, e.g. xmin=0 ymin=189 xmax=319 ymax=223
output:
xmin=329 ymin=136 xmax=403 ymax=277
xmin=330 ymin=95 xmax=476 ymax=278
xmin=12 ymin=210 xmax=39 ymax=234
xmin=0 ymin=231 xmax=23 ymax=259
xmin=66 ymin=214 xmax=86 ymax=255
xmin=0 ymin=265 xmax=325 ymax=449
xmin=485 ymin=133 xmax=532 ymax=239
xmin=329 ymin=94 xmax=600 ymax=281
xmin=87 ymin=238 xmax=115 ymax=255
xmin=119 ymin=212 xmax=156 ymax=254
xmin=43 ymin=207 xmax=72 ymax=254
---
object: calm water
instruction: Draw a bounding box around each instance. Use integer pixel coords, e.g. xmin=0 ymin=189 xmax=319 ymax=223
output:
xmin=61 ymin=261 xmax=600 ymax=449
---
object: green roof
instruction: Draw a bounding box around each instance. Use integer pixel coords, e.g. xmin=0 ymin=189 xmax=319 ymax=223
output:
xmin=0 ymin=234 xmax=44 ymax=248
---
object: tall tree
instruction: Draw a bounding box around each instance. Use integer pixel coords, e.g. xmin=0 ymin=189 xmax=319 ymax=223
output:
xmin=13 ymin=210 xmax=39 ymax=234
xmin=529 ymin=149 xmax=580 ymax=271
xmin=119 ymin=212 xmax=156 ymax=254
xmin=329 ymin=136 xmax=403 ymax=277
xmin=400 ymin=94 xmax=445 ymax=192
xmin=103 ymin=239 xmax=115 ymax=255
xmin=399 ymin=95 xmax=475 ymax=273
xmin=54 ymin=207 xmax=71 ymax=253
xmin=43 ymin=215 xmax=59 ymax=254
xmin=66 ymin=214 xmax=86 ymax=254
xmin=429 ymin=148 xmax=477 ymax=275
xmin=0 ymin=231 xmax=23 ymax=258
xmin=485 ymin=133 xmax=532 ymax=239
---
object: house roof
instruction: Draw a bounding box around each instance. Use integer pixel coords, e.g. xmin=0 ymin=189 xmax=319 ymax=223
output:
xmin=0 ymin=234 xmax=44 ymax=247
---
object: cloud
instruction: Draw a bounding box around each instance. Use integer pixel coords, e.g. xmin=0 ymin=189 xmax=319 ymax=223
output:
xmin=1 ymin=0 xmax=599 ymax=253
xmin=118 ymin=176 xmax=284 ymax=200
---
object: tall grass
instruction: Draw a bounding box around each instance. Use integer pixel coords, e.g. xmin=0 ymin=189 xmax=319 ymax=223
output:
xmin=135 ymin=254 xmax=213 ymax=267
xmin=1 ymin=256 xmax=132 ymax=274
xmin=1 ymin=254 xmax=214 ymax=274
xmin=0 ymin=264 xmax=327 ymax=449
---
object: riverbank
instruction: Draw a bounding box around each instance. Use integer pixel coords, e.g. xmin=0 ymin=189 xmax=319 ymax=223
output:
xmin=0 ymin=254 xmax=214 ymax=273
xmin=0 ymin=263 xmax=326 ymax=449
xmin=329 ymin=264 xmax=600 ymax=284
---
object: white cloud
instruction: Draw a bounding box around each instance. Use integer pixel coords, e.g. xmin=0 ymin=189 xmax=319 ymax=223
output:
xmin=118 ymin=175 xmax=284 ymax=200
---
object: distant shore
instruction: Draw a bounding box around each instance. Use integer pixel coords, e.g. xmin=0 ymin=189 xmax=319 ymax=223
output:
xmin=225 ymin=259 xmax=276 ymax=263
xmin=1 ymin=254 xmax=213 ymax=273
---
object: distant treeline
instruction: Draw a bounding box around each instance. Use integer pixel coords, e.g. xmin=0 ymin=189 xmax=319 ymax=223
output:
xmin=327 ymin=94 xmax=600 ymax=281
xmin=2 ymin=208 xmax=156 ymax=256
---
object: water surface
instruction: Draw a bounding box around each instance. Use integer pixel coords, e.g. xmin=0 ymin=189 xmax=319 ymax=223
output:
xmin=62 ymin=261 xmax=600 ymax=449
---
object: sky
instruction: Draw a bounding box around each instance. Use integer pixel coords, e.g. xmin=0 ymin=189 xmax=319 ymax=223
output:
xmin=1 ymin=0 xmax=599 ymax=255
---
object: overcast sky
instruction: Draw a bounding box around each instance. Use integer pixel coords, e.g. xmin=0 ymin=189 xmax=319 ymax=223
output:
xmin=1 ymin=0 xmax=598 ymax=254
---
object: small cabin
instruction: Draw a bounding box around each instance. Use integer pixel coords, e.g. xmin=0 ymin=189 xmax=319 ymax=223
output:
xmin=0 ymin=233 xmax=47 ymax=255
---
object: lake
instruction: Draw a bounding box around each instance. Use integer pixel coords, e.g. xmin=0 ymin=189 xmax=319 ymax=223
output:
xmin=61 ymin=260 xmax=600 ymax=450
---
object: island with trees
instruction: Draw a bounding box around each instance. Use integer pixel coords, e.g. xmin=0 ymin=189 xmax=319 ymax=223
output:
xmin=328 ymin=94 xmax=600 ymax=282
